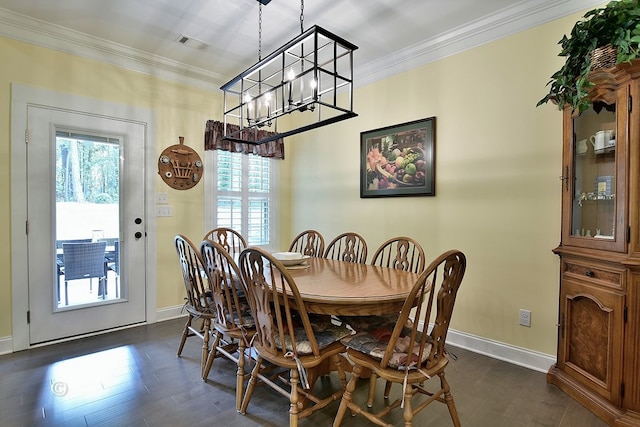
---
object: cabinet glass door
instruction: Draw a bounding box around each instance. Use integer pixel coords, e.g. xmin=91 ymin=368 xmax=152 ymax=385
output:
xmin=564 ymin=100 xmax=625 ymax=251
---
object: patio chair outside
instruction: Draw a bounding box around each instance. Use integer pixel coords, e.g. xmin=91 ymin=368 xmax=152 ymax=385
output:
xmin=61 ymin=241 xmax=107 ymax=306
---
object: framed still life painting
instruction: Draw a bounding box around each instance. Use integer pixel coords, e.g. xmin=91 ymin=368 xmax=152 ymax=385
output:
xmin=360 ymin=117 xmax=435 ymax=198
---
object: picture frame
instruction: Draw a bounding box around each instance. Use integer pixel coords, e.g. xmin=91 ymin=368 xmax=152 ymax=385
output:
xmin=360 ymin=117 xmax=435 ymax=198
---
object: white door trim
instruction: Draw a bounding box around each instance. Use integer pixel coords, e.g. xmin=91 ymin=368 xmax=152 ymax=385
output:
xmin=10 ymin=83 xmax=157 ymax=351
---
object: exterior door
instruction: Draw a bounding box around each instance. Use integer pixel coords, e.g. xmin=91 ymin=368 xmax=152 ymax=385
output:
xmin=27 ymin=105 xmax=147 ymax=344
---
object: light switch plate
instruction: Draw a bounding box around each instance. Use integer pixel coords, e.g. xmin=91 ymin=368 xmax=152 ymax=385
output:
xmin=156 ymin=192 xmax=169 ymax=203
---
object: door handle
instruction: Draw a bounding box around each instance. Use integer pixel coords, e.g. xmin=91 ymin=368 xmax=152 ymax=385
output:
xmin=135 ymin=217 xmax=142 ymax=225
xmin=134 ymin=231 xmax=142 ymax=239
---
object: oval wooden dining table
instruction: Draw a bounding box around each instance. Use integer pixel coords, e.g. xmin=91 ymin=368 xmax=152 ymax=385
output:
xmin=270 ymin=256 xmax=420 ymax=316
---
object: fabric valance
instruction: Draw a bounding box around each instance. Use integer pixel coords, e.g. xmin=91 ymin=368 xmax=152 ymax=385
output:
xmin=204 ymin=120 xmax=285 ymax=159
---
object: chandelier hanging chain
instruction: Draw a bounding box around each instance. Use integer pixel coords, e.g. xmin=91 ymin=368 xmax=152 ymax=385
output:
xmin=300 ymin=0 xmax=304 ymax=34
xmin=258 ymin=4 xmax=262 ymax=61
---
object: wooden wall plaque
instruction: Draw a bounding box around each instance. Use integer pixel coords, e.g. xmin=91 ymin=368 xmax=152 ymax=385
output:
xmin=158 ymin=136 xmax=203 ymax=190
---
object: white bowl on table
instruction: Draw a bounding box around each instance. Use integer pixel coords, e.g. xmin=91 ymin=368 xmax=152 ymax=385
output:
xmin=272 ymin=252 xmax=310 ymax=266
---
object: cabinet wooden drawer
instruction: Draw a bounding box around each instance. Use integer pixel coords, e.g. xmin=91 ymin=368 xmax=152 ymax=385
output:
xmin=562 ymin=261 xmax=623 ymax=290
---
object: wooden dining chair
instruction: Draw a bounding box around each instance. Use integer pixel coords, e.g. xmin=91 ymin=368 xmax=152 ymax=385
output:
xmin=324 ymin=232 xmax=368 ymax=264
xmin=203 ymin=227 xmax=247 ymax=256
xmin=333 ymin=250 xmax=467 ymax=427
xmin=238 ymin=246 xmax=351 ymax=427
xmin=370 ymin=236 xmax=425 ymax=274
xmin=200 ymin=239 xmax=255 ymax=412
xmin=359 ymin=235 xmax=426 ymax=405
xmin=174 ymin=234 xmax=217 ymax=380
xmin=288 ymin=229 xmax=325 ymax=257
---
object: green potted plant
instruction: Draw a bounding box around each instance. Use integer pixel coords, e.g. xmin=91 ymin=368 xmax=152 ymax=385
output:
xmin=538 ymin=0 xmax=640 ymax=112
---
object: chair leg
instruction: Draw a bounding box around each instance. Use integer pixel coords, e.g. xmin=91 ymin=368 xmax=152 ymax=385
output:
xmin=240 ymin=355 xmax=262 ymax=414
xmin=384 ymin=380 xmax=393 ymax=399
xmin=332 ymin=353 xmax=347 ymax=390
xmin=367 ymin=372 xmax=378 ymax=407
xmin=57 ymin=270 xmax=62 ymax=304
xmin=439 ymin=372 xmax=461 ymax=427
xmin=402 ymin=381 xmax=414 ymax=427
xmin=200 ymin=319 xmax=212 ymax=380
xmin=236 ymin=340 xmax=247 ymax=412
xmin=64 ymin=281 xmax=69 ymax=306
xmin=202 ymin=330 xmax=221 ymax=380
xmin=333 ymin=363 xmax=361 ymax=427
xmin=177 ymin=315 xmax=192 ymax=356
xmin=289 ymin=368 xmax=300 ymax=427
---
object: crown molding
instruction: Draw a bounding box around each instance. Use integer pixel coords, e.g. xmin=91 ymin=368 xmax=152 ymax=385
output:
xmin=0 ymin=1 xmax=605 ymax=90
xmin=0 ymin=7 xmax=225 ymax=91
xmin=356 ymin=0 xmax=605 ymax=87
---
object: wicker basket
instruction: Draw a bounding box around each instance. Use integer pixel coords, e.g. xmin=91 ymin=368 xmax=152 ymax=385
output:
xmin=590 ymin=44 xmax=617 ymax=70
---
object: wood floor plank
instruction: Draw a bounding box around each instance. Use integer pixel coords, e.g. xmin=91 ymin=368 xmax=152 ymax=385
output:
xmin=0 ymin=318 xmax=608 ymax=427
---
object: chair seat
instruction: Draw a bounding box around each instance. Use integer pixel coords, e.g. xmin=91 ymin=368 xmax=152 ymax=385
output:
xmin=275 ymin=314 xmax=352 ymax=355
xmin=341 ymin=331 xmax=431 ymax=369
xmin=341 ymin=313 xmax=402 ymax=332
xmin=184 ymin=303 xmax=216 ymax=319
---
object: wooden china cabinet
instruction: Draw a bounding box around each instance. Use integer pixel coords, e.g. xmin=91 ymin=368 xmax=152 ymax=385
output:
xmin=549 ymin=61 xmax=640 ymax=426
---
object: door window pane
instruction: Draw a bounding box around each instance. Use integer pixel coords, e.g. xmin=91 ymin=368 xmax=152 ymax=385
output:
xmin=55 ymin=133 xmax=121 ymax=307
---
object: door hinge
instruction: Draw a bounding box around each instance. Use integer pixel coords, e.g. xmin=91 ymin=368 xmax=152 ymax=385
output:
xmin=621 ymin=381 xmax=625 ymax=399
xmin=629 ymin=95 xmax=632 ymax=113
xmin=624 ymin=306 xmax=628 ymax=323
xmin=25 ymin=129 xmax=29 ymax=144
xmin=627 ymin=226 xmax=631 ymax=243
xmin=559 ymin=313 xmax=565 ymax=339
xmin=25 ymin=220 xmax=29 ymax=235
xmin=27 ymin=311 xmax=30 ymax=324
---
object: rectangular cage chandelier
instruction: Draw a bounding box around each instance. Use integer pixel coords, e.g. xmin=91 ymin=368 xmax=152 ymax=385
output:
xmin=221 ymin=25 xmax=358 ymax=145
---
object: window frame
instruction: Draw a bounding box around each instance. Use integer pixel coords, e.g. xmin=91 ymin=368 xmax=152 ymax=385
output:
xmin=204 ymin=150 xmax=279 ymax=251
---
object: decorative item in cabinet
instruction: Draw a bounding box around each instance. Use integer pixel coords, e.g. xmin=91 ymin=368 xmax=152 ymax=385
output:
xmin=595 ymin=175 xmax=614 ymax=199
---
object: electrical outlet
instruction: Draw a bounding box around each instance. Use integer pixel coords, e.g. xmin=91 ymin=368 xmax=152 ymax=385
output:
xmin=519 ymin=309 xmax=531 ymax=327
xmin=156 ymin=205 xmax=173 ymax=217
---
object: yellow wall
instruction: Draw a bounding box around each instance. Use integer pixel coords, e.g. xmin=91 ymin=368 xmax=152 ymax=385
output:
xmin=1 ymin=10 xmax=580 ymax=356
xmin=285 ymin=16 xmax=571 ymax=354
xmin=0 ymin=37 xmax=218 ymax=336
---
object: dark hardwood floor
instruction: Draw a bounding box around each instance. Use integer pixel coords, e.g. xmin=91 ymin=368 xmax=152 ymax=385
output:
xmin=0 ymin=317 xmax=606 ymax=427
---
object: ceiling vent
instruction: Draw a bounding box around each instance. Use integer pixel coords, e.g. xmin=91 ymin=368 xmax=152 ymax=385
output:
xmin=175 ymin=34 xmax=209 ymax=50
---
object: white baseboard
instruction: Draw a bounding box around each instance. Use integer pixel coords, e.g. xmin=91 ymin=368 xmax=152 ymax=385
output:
xmin=446 ymin=328 xmax=556 ymax=373
xmin=156 ymin=304 xmax=187 ymax=322
xmin=0 ymin=305 xmax=188 ymax=355
xmin=0 ymin=336 xmax=12 ymax=355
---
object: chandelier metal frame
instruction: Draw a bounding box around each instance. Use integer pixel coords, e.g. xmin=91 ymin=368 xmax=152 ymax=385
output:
xmin=220 ymin=2 xmax=358 ymax=145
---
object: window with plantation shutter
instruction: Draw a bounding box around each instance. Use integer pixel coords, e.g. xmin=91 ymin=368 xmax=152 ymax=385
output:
xmin=204 ymin=150 xmax=278 ymax=249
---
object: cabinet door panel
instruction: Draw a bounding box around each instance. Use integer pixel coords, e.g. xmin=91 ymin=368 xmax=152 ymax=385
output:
xmin=558 ymin=278 xmax=624 ymax=403
xmin=560 ymin=88 xmax=627 ymax=253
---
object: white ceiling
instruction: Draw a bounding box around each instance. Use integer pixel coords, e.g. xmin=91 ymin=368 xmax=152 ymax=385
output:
xmin=0 ymin=0 xmax=603 ymax=89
